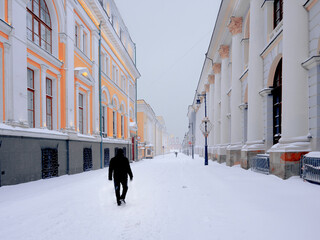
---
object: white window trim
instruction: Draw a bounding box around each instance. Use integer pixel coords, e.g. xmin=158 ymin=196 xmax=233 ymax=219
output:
xmin=26 ymin=64 xmax=41 ymax=128
xmin=76 ymin=82 xmax=91 ymax=135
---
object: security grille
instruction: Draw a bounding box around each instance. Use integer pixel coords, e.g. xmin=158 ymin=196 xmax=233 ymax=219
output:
xmin=42 ymin=148 xmax=59 ymax=179
xmin=83 ymin=148 xmax=93 ymax=171
xmin=250 ymin=154 xmax=270 ymax=175
xmin=104 ymin=148 xmax=110 ymax=167
xmin=301 ymin=155 xmax=320 ymax=184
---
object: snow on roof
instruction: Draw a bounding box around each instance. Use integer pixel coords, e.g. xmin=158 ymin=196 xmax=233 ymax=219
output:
xmin=305 ymin=152 xmax=320 ymax=158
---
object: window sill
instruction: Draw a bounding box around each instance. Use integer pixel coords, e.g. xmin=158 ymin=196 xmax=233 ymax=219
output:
xmin=74 ymin=46 xmax=92 ymax=65
xmin=27 ymin=40 xmax=63 ymax=68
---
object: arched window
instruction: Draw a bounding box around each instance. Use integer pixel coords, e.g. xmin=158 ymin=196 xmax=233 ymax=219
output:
xmin=27 ymin=0 xmax=52 ymax=53
xmin=272 ymin=59 xmax=282 ymax=144
xmin=274 ymin=0 xmax=283 ymax=29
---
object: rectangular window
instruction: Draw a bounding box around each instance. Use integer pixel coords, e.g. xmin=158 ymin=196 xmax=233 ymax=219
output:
xmin=27 ymin=68 xmax=35 ymax=128
xmin=102 ymin=106 xmax=106 ymax=137
xmin=274 ymin=0 xmax=283 ymax=29
xmin=75 ymin=24 xmax=79 ymax=47
xmin=113 ymin=111 xmax=117 ymax=138
xmin=46 ymin=78 xmax=52 ymax=130
xmin=83 ymin=32 xmax=87 ymax=55
xmin=116 ymin=68 xmax=119 ymax=85
xmin=112 ymin=65 xmax=116 ymax=82
xmin=106 ymin=56 xmax=109 ymax=76
xmin=79 ymin=93 xmax=84 ymax=134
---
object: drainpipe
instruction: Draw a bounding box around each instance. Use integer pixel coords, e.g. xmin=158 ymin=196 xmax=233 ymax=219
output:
xmin=135 ymin=77 xmax=138 ymax=161
xmin=99 ymin=22 xmax=103 ymax=169
xmin=134 ymin=43 xmax=138 ymax=161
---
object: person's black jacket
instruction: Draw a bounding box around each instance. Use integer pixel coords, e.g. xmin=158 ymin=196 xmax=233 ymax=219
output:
xmin=108 ymin=152 xmax=133 ymax=181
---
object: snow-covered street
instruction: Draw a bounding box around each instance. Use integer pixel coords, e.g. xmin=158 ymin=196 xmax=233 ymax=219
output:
xmin=1 ymin=153 xmax=319 ymax=240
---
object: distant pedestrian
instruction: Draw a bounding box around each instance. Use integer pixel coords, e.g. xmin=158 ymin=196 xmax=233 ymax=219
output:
xmin=108 ymin=149 xmax=133 ymax=206
xmin=175 ymin=151 xmax=178 ymax=157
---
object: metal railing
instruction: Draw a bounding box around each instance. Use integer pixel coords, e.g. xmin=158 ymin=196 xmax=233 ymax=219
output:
xmin=301 ymin=156 xmax=320 ymax=184
xmin=250 ymin=154 xmax=270 ymax=175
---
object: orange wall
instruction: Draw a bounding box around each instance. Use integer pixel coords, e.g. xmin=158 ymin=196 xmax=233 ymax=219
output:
xmin=137 ymin=112 xmax=145 ymax=142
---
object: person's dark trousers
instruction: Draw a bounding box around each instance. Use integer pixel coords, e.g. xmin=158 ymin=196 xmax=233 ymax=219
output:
xmin=114 ymin=178 xmax=128 ymax=202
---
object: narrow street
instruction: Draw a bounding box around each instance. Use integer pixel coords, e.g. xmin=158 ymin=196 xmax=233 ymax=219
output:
xmin=0 ymin=153 xmax=319 ymax=240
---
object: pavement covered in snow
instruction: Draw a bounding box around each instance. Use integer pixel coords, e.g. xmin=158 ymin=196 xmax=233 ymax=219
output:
xmin=1 ymin=153 xmax=320 ymax=240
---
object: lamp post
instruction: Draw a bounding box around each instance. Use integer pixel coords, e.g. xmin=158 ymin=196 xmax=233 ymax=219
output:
xmin=196 ymin=93 xmax=213 ymax=165
xmin=189 ymin=122 xmax=194 ymax=159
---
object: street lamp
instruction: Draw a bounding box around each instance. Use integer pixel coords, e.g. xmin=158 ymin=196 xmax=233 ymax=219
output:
xmin=188 ymin=122 xmax=194 ymax=159
xmin=196 ymin=92 xmax=213 ymax=165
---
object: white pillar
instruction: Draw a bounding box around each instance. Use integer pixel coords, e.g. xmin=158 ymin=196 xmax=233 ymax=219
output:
xmin=41 ymin=65 xmax=48 ymax=128
xmin=9 ymin=0 xmax=28 ymax=125
xmin=281 ymin=0 xmax=309 ymax=141
xmin=65 ymin=0 xmax=75 ymax=130
xmin=228 ymin=17 xmax=243 ymax=146
xmin=213 ymin=64 xmax=221 ymax=148
xmin=208 ymin=74 xmax=215 ymax=147
xmin=246 ymin=0 xmax=264 ymax=147
xmin=219 ymin=45 xmax=230 ymax=145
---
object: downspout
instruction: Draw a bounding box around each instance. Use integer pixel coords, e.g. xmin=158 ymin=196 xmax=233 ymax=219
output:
xmin=99 ymin=22 xmax=103 ymax=169
xmin=135 ymin=77 xmax=138 ymax=161
xmin=134 ymin=43 xmax=138 ymax=161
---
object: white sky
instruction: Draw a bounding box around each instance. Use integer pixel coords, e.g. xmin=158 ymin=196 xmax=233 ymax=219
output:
xmin=115 ymin=0 xmax=221 ymax=141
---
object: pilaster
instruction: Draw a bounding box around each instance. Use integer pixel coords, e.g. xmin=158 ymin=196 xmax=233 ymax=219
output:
xmin=41 ymin=64 xmax=48 ymax=128
xmin=65 ymin=0 xmax=75 ymax=130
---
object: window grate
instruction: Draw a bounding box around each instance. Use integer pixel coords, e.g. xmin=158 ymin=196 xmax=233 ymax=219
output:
xmin=42 ymin=148 xmax=59 ymax=179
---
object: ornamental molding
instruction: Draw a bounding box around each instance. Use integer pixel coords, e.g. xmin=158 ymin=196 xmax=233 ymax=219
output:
xmin=302 ymin=55 xmax=320 ymax=70
xmin=208 ymin=74 xmax=215 ymax=84
xmin=205 ymin=84 xmax=210 ymax=93
xmin=212 ymin=63 xmax=221 ymax=74
xmin=219 ymin=45 xmax=229 ymax=59
xmin=228 ymin=17 xmax=243 ymax=35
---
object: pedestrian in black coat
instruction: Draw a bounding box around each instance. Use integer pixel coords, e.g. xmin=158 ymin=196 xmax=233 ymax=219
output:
xmin=108 ymin=149 xmax=133 ymax=206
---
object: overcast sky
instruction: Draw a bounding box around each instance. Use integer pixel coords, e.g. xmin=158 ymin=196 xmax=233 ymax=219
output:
xmin=116 ymin=0 xmax=221 ymax=141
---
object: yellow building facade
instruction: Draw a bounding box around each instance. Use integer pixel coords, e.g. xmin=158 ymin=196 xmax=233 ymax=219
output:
xmin=137 ymin=100 xmax=169 ymax=160
xmin=0 ymin=0 xmax=140 ymax=186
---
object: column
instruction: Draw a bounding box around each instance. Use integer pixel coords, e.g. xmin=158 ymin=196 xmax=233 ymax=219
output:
xmin=65 ymin=0 xmax=75 ymax=130
xmin=268 ymin=0 xmax=310 ymax=179
xmin=213 ymin=63 xmax=221 ymax=160
xmin=41 ymin=65 xmax=48 ymax=128
xmin=246 ymin=0 xmax=265 ymax=147
xmin=229 ymin=17 xmax=243 ymax=146
xmin=208 ymin=74 xmax=215 ymax=148
xmin=282 ymin=0 xmax=309 ymax=141
xmin=219 ymin=45 xmax=230 ymax=163
xmin=226 ymin=17 xmax=243 ymax=166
